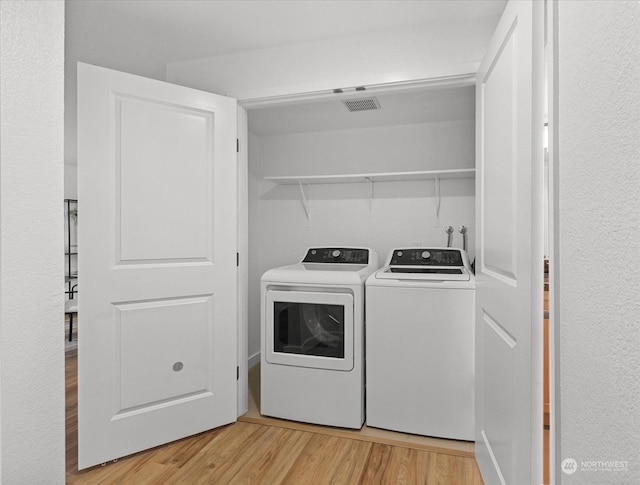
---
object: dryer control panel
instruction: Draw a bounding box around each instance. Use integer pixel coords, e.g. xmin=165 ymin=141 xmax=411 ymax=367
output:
xmin=303 ymin=248 xmax=369 ymax=264
xmin=390 ymin=249 xmax=463 ymax=266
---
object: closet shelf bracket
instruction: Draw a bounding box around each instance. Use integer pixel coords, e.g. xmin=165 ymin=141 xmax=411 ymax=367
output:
xmin=298 ymin=180 xmax=311 ymax=221
xmin=434 ymin=175 xmax=442 ymax=226
xmin=365 ymin=177 xmax=373 ymax=214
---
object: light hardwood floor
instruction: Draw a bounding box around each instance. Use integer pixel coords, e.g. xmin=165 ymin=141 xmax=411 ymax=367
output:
xmin=66 ymin=353 xmax=483 ymax=484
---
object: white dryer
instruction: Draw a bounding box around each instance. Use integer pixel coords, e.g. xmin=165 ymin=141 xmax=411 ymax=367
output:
xmin=261 ymin=247 xmax=378 ymax=429
xmin=365 ymin=248 xmax=475 ymax=440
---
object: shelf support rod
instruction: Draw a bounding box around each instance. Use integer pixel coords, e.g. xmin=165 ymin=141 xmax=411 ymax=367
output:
xmin=298 ymin=180 xmax=311 ymax=221
xmin=365 ymin=177 xmax=373 ymax=214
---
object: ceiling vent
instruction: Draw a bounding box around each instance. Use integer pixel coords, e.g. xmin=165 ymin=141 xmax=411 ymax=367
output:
xmin=342 ymin=97 xmax=381 ymax=112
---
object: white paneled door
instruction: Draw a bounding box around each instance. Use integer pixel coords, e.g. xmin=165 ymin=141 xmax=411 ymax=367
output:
xmin=475 ymin=1 xmax=544 ymax=484
xmin=77 ymin=63 xmax=238 ymax=469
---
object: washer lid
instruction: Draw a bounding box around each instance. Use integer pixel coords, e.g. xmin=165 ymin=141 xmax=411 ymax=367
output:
xmin=376 ymin=266 xmax=471 ymax=281
xmin=375 ymin=247 xmax=473 ymax=281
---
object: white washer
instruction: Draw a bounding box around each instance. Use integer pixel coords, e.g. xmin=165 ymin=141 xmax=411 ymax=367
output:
xmin=261 ymin=247 xmax=378 ymax=429
xmin=365 ymin=248 xmax=475 ymax=440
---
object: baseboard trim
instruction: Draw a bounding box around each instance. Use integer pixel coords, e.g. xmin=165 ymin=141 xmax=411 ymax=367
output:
xmin=248 ymin=351 xmax=260 ymax=369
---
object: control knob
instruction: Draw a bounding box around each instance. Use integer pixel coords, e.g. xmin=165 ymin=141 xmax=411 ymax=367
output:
xmin=421 ymin=251 xmax=431 ymax=260
xmin=331 ymin=249 xmax=342 ymax=259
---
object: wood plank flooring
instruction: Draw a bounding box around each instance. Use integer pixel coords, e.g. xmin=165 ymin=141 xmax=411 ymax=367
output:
xmin=66 ymin=353 xmax=483 ymax=484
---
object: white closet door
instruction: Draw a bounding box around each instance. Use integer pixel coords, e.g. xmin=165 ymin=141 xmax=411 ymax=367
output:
xmin=77 ymin=63 xmax=238 ymax=469
xmin=475 ymin=1 xmax=544 ymax=484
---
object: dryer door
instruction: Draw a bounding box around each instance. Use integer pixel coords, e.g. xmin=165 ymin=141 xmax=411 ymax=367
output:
xmin=265 ymin=290 xmax=354 ymax=371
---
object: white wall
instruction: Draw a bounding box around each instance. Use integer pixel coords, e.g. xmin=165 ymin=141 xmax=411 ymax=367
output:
xmin=247 ymin=132 xmax=263 ymax=364
xmin=167 ymin=20 xmax=496 ymax=100
xmin=64 ymin=2 xmax=174 ymax=166
xmin=0 ymin=1 xmax=66 ymax=482
xmin=247 ymin=120 xmax=475 ymax=361
xmin=257 ymin=121 xmax=475 ymax=176
xmin=557 ymin=1 xmax=640 ymax=484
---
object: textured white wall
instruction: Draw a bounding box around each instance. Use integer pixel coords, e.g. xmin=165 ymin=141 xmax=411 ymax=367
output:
xmin=558 ymin=1 xmax=640 ymax=483
xmin=247 ymin=121 xmax=475 ymax=361
xmin=0 ymin=0 xmax=66 ymax=482
xmin=167 ymin=20 xmax=495 ymax=101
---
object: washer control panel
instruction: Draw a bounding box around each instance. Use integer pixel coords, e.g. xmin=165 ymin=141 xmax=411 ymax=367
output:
xmin=390 ymin=249 xmax=463 ymax=266
xmin=303 ymin=248 xmax=369 ymax=264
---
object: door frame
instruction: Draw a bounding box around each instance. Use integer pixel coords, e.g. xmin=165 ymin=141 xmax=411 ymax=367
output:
xmin=29 ymin=0 xmax=558 ymax=479
xmin=546 ymin=1 xmax=560 ymax=483
xmin=236 ymin=60 xmax=555 ymax=483
xmin=60 ymin=14 xmax=556 ymax=481
xmin=239 ymin=73 xmax=476 ymax=110
xmin=235 ymin=75 xmax=473 ymax=419
xmin=236 ymin=106 xmax=249 ymax=417
xmin=234 ymin=73 xmax=478 ymax=422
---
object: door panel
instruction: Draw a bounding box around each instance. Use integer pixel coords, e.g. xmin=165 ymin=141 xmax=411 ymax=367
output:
xmin=116 ymin=296 xmax=213 ymax=411
xmin=475 ymin=1 xmax=544 ymax=484
xmin=78 ymin=63 xmax=237 ymax=469
xmin=482 ymin=26 xmax=517 ymax=282
xmin=117 ymin=95 xmax=213 ymax=262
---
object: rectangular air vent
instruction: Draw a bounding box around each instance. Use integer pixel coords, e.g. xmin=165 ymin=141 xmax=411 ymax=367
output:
xmin=342 ymin=97 xmax=381 ymax=112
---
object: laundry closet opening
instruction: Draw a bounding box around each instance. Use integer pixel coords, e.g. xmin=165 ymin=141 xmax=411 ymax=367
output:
xmin=244 ymin=82 xmax=477 ymax=374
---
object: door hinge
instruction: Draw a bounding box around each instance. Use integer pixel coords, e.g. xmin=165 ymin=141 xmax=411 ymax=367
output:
xmin=236 ymin=138 xmax=239 ymax=153
xmin=237 ymin=366 xmax=239 ymax=380
xmin=236 ymin=252 xmax=239 ymax=267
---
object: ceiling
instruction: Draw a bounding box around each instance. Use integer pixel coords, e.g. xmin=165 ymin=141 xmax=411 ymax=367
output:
xmin=66 ymin=0 xmax=507 ymax=64
xmin=64 ymin=0 xmax=506 ymax=163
